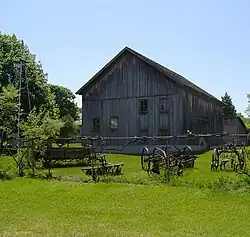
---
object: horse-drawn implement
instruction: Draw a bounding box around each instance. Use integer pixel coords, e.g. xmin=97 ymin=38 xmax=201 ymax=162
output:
xmin=210 ymin=142 xmax=247 ymax=172
xmin=81 ymin=152 xmax=123 ymax=176
xmin=44 ymin=137 xmax=124 ymax=177
xmin=140 ymin=145 xmax=197 ymax=176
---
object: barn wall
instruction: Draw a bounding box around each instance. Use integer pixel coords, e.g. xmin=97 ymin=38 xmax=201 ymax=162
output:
xmin=81 ymin=52 xmax=184 ymax=137
xmin=182 ymin=90 xmax=223 ymax=134
xmin=223 ymin=118 xmax=247 ymax=134
xmin=81 ymin=51 xmax=223 ymax=137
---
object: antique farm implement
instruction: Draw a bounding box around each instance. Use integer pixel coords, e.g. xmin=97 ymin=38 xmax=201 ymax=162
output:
xmin=140 ymin=145 xmax=197 ymax=175
xmin=81 ymin=151 xmax=123 ymax=176
xmin=81 ymin=137 xmax=124 ymax=177
xmin=210 ymin=142 xmax=247 ymax=172
xmin=44 ymin=137 xmax=124 ymax=177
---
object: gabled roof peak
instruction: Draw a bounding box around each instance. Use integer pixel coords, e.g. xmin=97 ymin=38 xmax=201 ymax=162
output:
xmin=76 ymin=47 xmax=223 ymax=105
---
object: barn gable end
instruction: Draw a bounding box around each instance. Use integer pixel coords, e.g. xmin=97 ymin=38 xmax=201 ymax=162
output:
xmin=76 ymin=47 xmax=224 ymax=137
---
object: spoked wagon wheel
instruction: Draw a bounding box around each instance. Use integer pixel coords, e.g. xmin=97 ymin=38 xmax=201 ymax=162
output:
xmin=141 ymin=147 xmax=151 ymax=172
xmin=238 ymin=148 xmax=246 ymax=171
xmin=183 ymin=146 xmax=195 ymax=168
xmin=211 ymin=148 xmax=220 ymax=171
xmin=147 ymin=154 xmax=166 ymax=176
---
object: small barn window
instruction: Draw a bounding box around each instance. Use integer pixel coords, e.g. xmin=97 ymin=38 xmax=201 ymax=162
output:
xmin=92 ymin=117 xmax=100 ymax=131
xmin=139 ymin=99 xmax=148 ymax=114
xmin=110 ymin=116 xmax=119 ymax=130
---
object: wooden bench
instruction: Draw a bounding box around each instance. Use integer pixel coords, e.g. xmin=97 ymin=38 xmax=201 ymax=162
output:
xmin=82 ymin=163 xmax=124 ymax=176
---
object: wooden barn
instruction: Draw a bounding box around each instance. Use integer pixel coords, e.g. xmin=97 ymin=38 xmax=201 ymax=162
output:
xmin=76 ymin=47 xmax=224 ymax=138
xmin=223 ymin=117 xmax=248 ymax=134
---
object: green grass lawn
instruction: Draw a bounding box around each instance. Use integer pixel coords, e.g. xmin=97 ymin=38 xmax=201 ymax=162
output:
xmin=1 ymin=149 xmax=250 ymax=236
xmin=1 ymin=178 xmax=250 ymax=237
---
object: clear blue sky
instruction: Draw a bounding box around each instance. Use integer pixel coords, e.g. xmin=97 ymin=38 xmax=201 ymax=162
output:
xmin=1 ymin=0 xmax=249 ymax=115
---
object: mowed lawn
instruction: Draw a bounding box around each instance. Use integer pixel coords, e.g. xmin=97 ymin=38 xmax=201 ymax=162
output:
xmin=1 ymin=178 xmax=250 ymax=237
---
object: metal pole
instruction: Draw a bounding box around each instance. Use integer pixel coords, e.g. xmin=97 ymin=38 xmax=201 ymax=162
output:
xmin=17 ymin=62 xmax=22 ymax=151
xmin=21 ymin=40 xmax=32 ymax=112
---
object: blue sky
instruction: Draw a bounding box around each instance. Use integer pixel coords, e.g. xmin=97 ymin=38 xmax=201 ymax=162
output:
xmin=1 ymin=0 xmax=249 ymax=115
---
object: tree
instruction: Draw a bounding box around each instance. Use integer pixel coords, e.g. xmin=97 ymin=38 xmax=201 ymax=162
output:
xmin=60 ymin=115 xmax=79 ymax=138
xmin=0 ymin=33 xmax=58 ymax=118
xmin=0 ymin=84 xmax=19 ymax=150
xmin=19 ymin=108 xmax=64 ymax=177
xmin=245 ymin=94 xmax=250 ymax=118
xmin=221 ymin=92 xmax=237 ymax=119
xmin=49 ymin=84 xmax=79 ymax=120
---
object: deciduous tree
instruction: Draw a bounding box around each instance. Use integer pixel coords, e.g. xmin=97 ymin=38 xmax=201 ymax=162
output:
xmin=0 ymin=84 xmax=19 ymax=150
xmin=49 ymin=84 xmax=79 ymax=120
xmin=0 ymin=33 xmax=58 ymax=118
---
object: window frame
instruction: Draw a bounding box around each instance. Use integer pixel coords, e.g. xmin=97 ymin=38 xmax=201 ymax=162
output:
xmin=139 ymin=99 xmax=148 ymax=114
xmin=92 ymin=117 xmax=101 ymax=132
xmin=110 ymin=116 xmax=119 ymax=131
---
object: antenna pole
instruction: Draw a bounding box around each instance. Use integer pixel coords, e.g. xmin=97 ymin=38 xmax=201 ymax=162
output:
xmin=16 ymin=40 xmax=32 ymax=150
xmin=17 ymin=60 xmax=22 ymax=151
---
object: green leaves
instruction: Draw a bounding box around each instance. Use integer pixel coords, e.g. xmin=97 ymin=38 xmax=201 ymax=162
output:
xmin=0 ymin=84 xmax=19 ymax=139
xmin=20 ymin=108 xmax=64 ymax=142
xmin=60 ymin=115 xmax=79 ymax=138
xmin=245 ymin=94 xmax=250 ymax=118
xmin=49 ymin=84 xmax=79 ymax=120
xmin=0 ymin=33 xmax=58 ymax=117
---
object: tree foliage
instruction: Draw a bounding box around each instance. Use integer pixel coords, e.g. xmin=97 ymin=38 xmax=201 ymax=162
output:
xmin=49 ymin=84 xmax=79 ymax=120
xmin=16 ymin=108 xmax=64 ymax=177
xmin=245 ymin=94 xmax=250 ymax=118
xmin=221 ymin=92 xmax=237 ymax=119
xmin=60 ymin=115 xmax=79 ymax=138
xmin=21 ymin=108 xmax=63 ymax=140
xmin=0 ymin=84 xmax=19 ymax=150
xmin=0 ymin=33 xmax=58 ymax=118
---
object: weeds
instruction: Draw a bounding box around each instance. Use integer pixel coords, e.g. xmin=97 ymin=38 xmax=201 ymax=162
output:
xmin=0 ymin=168 xmax=14 ymax=180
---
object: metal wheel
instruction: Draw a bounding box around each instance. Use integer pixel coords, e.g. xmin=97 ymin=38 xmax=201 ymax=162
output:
xmin=148 ymin=147 xmax=167 ymax=175
xmin=238 ymin=148 xmax=246 ymax=171
xmin=211 ymin=148 xmax=220 ymax=171
xmin=182 ymin=146 xmax=195 ymax=168
xmin=141 ymin=147 xmax=151 ymax=172
xmin=183 ymin=145 xmax=193 ymax=155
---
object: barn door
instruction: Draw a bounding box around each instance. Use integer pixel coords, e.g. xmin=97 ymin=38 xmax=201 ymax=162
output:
xmin=159 ymin=114 xmax=169 ymax=136
xmin=158 ymin=97 xmax=170 ymax=136
xmin=138 ymin=99 xmax=149 ymax=136
xmin=139 ymin=114 xmax=148 ymax=136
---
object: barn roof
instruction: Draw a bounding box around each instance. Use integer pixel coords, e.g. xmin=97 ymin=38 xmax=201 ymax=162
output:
xmin=76 ymin=46 xmax=224 ymax=105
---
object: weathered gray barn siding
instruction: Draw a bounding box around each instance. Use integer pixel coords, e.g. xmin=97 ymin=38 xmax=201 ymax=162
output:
xmin=78 ymin=48 xmax=224 ymax=137
xmin=224 ymin=117 xmax=248 ymax=134
xmin=81 ymin=52 xmax=185 ymax=137
xmin=182 ymin=91 xmax=223 ymax=134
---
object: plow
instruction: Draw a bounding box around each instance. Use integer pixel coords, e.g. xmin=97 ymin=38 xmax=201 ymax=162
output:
xmin=211 ymin=142 xmax=248 ymax=172
xmin=140 ymin=145 xmax=197 ymax=176
xmin=81 ymin=150 xmax=124 ymax=176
